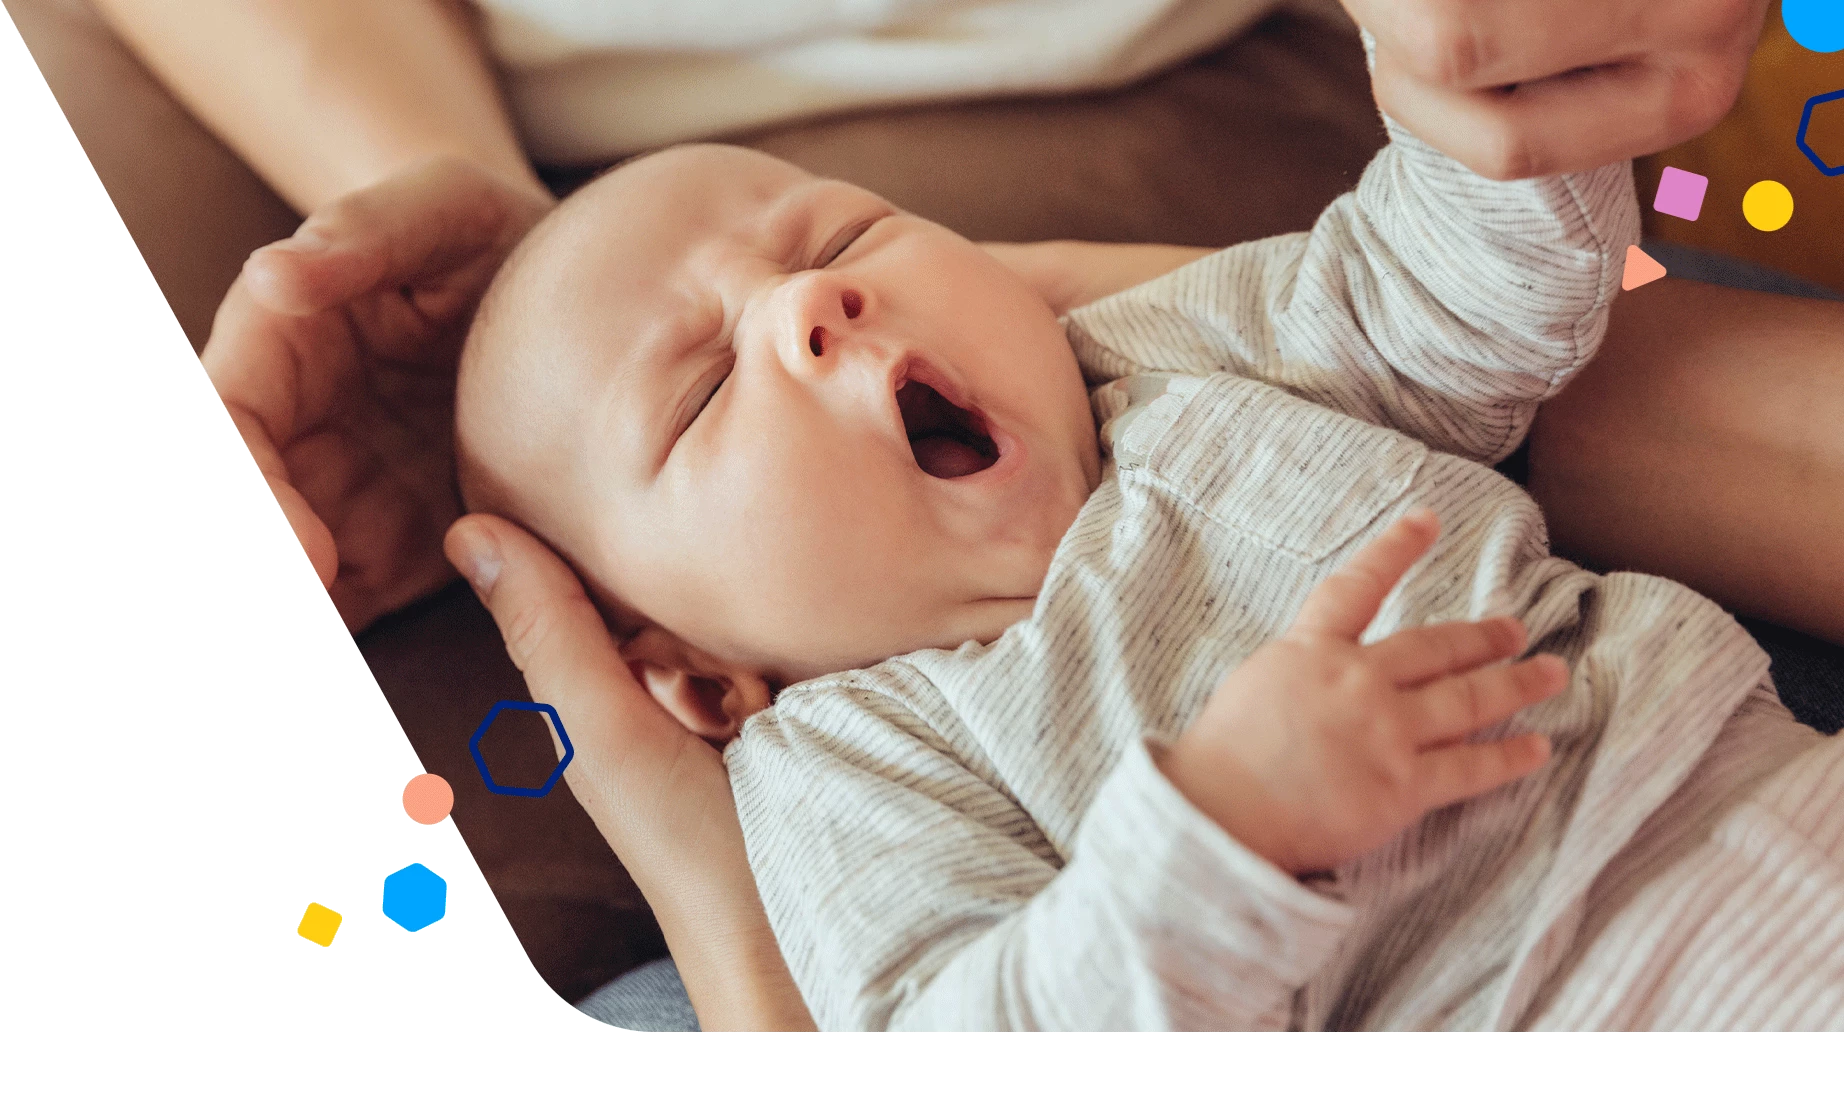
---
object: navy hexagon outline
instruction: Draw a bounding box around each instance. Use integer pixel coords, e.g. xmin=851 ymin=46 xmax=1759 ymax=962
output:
xmin=1796 ymin=88 xmax=1844 ymax=176
xmin=467 ymin=699 xmax=576 ymax=797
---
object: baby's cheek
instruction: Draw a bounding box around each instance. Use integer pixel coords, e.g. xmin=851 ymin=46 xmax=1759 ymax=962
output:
xmin=788 ymin=478 xmax=927 ymax=610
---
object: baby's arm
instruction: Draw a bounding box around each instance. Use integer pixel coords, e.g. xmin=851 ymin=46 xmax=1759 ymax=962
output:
xmin=1275 ymin=112 xmax=1637 ymax=462
xmin=1066 ymin=99 xmax=1639 ymax=464
xmin=732 ymin=516 xmax=1560 ymax=1030
xmin=734 ymin=688 xmax=1349 ymax=1030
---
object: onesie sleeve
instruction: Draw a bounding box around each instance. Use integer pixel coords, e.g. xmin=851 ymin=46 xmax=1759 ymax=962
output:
xmin=1064 ymin=101 xmax=1640 ymax=464
xmin=728 ymin=683 xmax=1354 ymax=1031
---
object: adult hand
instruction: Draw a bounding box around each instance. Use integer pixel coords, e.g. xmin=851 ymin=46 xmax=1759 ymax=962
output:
xmin=1345 ymin=0 xmax=1769 ymax=179
xmin=203 ymin=158 xmax=554 ymax=630
xmin=444 ymin=513 xmax=815 ymax=1031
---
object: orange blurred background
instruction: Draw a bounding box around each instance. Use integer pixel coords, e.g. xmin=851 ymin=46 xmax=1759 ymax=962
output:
xmin=1636 ymin=0 xmax=1844 ymax=294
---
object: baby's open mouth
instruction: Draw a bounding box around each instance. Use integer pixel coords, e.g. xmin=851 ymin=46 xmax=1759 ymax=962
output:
xmin=896 ymin=377 xmax=1000 ymax=479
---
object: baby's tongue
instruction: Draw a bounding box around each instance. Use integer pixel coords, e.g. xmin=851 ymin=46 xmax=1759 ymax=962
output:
xmin=912 ymin=435 xmax=988 ymax=479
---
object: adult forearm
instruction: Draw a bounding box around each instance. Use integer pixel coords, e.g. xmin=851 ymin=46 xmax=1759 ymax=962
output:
xmin=985 ymin=241 xmax=1215 ymax=316
xmin=660 ymin=912 xmax=815 ymax=1032
xmin=92 ymin=0 xmax=543 ymax=212
xmin=641 ymin=861 xmax=815 ymax=1031
xmin=1529 ymin=280 xmax=1844 ymax=644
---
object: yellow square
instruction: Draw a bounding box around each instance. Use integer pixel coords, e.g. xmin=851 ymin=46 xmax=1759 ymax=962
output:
xmin=297 ymin=902 xmax=342 ymax=947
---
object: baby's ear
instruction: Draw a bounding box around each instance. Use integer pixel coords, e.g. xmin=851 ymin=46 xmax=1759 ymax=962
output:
xmin=619 ymin=627 xmax=771 ymax=742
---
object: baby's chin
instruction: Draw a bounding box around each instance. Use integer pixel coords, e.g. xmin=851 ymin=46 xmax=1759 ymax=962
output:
xmin=990 ymin=444 xmax=1098 ymax=568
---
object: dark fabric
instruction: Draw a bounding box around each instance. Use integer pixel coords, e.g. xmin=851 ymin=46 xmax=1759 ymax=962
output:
xmin=576 ymin=957 xmax=700 ymax=1032
xmin=1642 ymin=241 xmax=1844 ymax=304
xmin=1746 ymin=619 xmax=1844 ymax=736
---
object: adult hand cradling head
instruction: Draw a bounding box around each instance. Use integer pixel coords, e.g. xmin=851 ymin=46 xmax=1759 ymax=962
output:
xmin=202 ymin=158 xmax=554 ymax=630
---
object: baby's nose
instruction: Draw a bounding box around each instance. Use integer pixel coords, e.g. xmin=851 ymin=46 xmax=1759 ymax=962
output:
xmin=787 ymin=272 xmax=868 ymax=371
xmin=806 ymin=288 xmax=865 ymax=359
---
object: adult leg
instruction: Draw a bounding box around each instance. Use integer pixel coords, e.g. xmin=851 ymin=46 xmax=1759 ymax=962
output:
xmin=1529 ymin=280 xmax=1844 ymax=645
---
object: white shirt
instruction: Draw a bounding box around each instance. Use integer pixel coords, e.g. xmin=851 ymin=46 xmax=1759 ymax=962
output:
xmin=471 ymin=0 xmax=1307 ymax=163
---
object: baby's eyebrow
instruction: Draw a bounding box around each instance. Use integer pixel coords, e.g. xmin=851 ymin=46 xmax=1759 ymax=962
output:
xmin=760 ymin=182 xmax=832 ymax=264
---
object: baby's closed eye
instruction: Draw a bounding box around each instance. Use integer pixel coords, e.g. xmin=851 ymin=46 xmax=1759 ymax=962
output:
xmin=677 ymin=353 xmax=736 ymax=445
xmin=810 ymin=216 xmax=882 ymax=271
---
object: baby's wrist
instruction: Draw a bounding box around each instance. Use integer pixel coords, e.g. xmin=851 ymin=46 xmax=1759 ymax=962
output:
xmin=1153 ymin=734 xmax=1298 ymax=873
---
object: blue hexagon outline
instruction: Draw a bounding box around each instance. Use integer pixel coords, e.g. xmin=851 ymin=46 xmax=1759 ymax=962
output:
xmin=382 ymin=862 xmax=447 ymax=932
xmin=467 ymin=699 xmax=576 ymax=797
xmin=1796 ymin=88 xmax=1844 ymax=176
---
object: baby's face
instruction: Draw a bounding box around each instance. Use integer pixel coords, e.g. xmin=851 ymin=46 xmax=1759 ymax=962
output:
xmin=467 ymin=146 xmax=1100 ymax=682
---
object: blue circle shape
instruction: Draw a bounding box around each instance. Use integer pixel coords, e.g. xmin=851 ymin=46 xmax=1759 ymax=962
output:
xmin=467 ymin=700 xmax=576 ymax=798
xmin=382 ymin=863 xmax=448 ymax=932
xmin=1785 ymin=0 xmax=1844 ymax=52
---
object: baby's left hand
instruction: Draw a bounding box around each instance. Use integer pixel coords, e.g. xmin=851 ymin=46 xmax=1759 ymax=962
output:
xmin=1158 ymin=509 xmax=1567 ymax=875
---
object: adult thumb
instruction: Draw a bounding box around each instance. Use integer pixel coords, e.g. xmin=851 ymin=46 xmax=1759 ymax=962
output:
xmin=443 ymin=514 xmax=684 ymax=749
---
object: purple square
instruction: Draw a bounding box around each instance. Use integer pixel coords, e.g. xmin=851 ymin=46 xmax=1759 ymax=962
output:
xmin=1653 ymin=166 xmax=1709 ymax=221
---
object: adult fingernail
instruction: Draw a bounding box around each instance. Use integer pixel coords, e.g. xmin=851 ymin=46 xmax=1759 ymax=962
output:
xmin=451 ymin=526 xmax=503 ymax=596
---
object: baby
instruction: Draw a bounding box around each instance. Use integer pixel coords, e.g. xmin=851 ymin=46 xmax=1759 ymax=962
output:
xmin=456 ymin=126 xmax=1844 ymax=1028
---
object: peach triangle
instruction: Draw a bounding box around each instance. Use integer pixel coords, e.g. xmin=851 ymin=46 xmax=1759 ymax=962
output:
xmin=1622 ymin=245 xmax=1666 ymax=291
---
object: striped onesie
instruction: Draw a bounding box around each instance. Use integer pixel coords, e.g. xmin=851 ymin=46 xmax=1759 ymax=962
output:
xmin=724 ymin=116 xmax=1844 ymax=1030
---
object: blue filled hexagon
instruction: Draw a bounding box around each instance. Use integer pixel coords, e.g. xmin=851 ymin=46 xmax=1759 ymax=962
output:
xmin=382 ymin=863 xmax=447 ymax=932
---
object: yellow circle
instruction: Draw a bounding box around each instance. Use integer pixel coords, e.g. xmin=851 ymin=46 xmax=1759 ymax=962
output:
xmin=1742 ymin=180 xmax=1794 ymax=232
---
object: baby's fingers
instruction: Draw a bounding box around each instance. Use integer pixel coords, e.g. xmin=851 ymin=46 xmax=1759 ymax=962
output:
xmin=1291 ymin=508 xmax=1440 ymax=642
xmin=1410 ymin=654 xmax=1570 ymax=743
xmin=1371 ymin=615 xmax=1526 ymax=687
xmin=1418 ymin=733 xmax=1553 ymax=812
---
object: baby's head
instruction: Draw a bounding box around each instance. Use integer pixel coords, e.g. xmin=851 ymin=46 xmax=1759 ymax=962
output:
xmin=458 ymin=145 xmax=1099 ymax=731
